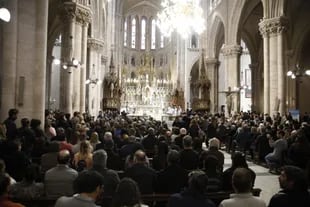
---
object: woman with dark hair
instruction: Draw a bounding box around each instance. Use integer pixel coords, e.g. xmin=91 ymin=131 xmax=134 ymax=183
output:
xmin=112 ymin=178 xmax=148 ymax=207
xmin=222 ymin=152 xmax=256 ymax=191
xmin=168 ymin=170 xmax=215 ymax=207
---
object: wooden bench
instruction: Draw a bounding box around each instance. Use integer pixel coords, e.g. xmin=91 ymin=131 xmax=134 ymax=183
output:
xmin=13 ymin=188 xmax=261 ymax=207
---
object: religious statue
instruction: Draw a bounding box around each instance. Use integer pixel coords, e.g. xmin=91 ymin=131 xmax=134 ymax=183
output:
xmin=224 ymin=87 xmax=235 ymax=116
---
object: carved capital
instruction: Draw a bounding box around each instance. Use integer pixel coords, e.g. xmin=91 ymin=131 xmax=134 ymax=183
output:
xmin=87 ymin=38 xmax=104 ymax=51
xmin=221 ymin=45 xmax=242 ymax=56
xmin=259 ymin=16 xmax=288 ymax=37
xmin=60 ymin=2 xmax=92 ymax=26
xmin=75 ymin=4 xmax=92 ymax=25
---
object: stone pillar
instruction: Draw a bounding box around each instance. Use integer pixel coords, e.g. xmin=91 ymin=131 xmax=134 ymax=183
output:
xmin=87 ymin=38 xmax=104 ymax=115
xmin=249 ymin=63 xmax=259 ymax=112
xmin=59 ymin=3 xmax=75 ymax=115
xmin=259 ymin=17 xmax=288 ymax=115
xmin=80 ymin=22 xmax=88 ymax=113
xmin=0 ymin=0 xmax=18 ymax=119
xmin=206 ymin=58 xmax=219 ymax=113
xmin=222 ymin=44 xmax=242 ymax=114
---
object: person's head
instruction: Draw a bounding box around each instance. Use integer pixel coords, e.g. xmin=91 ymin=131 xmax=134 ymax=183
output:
xmin=183 ymin=135 xmax=193 ymax=148
xmin=113 ymin=178 xmax=141 ymax=207
xmin=278 ymin=165 xmax=308 ymax=191
xmin=232 ymin=168 xmax=253 ymax=193
xmin=167 ymin=150 xmax=180 ymax=165
xmin=188 ymin=170 xmax=208 ymax=195
xmin=90 ymin=132 xmax=99 ymax=144
xmin=30 ymin=119 xmax=41 ymax=129
xmin=8 ymin=108 xmax=18 ymax=120
xmin=157 ymin=141 xmax=168 ymax=155
xmin=231 ymin=152 xmax=248 ymax=169
xmin=133 ymin=150 xmax=147 ymax=164
xmin=21 ymin=118 xmax=30 ymax=127
xmin=0 ymin=174 xmax=10 ymax=196
xmin=79 ymin=141 xmax=91 ymax=154
xmin=73 ymin=170 xmax=104 ymax=200
xmin=104 ymin=131 xmax=113 ymax=141
xmin=92 ymin=149 xmax=107 ymax=169
xmin=180 ymin=128 xmax=187 ymax=135
xmin=209 ymin=137 xmax=220 ymax=149
xmin=57 ymin=150 xmax=71 ymax=164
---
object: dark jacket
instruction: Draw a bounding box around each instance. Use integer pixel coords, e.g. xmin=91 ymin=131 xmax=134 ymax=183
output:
xmin=156 ymin=164 xmax=188 ymax=193
xmin=168 ymin=189 xmax=216 ymax=207
xmin=268 ymin=190 xmax=310 ymax=207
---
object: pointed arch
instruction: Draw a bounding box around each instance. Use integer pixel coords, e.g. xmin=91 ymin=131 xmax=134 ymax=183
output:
xmin=208 ymin=15 xmax=225 ymax=58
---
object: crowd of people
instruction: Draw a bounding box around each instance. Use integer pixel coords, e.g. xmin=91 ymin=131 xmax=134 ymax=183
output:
xmin=0 ymin=108 xmax=310 ymax=207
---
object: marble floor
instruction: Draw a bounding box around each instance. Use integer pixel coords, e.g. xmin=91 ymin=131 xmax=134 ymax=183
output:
xmin=222 ymin=151 xmax=280 ymax=205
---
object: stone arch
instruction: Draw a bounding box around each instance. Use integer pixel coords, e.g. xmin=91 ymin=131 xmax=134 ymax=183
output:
xmin=227 ymin=0 xmax=247 ymax=43
xmin=208 ymin=15 xmax=225 ymax=58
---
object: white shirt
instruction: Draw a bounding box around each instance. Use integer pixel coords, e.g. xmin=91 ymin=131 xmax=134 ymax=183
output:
xmin=219 ymin=193 xmax=266 ymax=207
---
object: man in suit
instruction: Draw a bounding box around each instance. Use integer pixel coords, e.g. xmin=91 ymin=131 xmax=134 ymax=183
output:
xmin=125 ymin=150 xmax=157 ymax=194
xmin=157 ymin=150 xmax=188 ymax=193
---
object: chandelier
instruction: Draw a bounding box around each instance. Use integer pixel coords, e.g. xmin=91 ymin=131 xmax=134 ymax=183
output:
xmin=287 ymin=65 xmax=310 ymax=79
xmin=157 ymin=0 xmax=206 ymax=38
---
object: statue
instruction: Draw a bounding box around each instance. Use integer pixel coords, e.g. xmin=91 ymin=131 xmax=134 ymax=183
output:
xmin=219 ymin=86 xmax=237 ymax=116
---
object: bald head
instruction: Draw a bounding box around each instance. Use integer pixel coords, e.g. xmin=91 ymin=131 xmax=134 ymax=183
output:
xmin=134 ymin=150 xmax=146 ymax=163
xmin=57 ymin=150 xmax=71 ymax=164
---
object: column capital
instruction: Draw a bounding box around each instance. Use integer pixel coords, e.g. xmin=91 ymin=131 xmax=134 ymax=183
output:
xmin=87 ymin=38 xmax=104 ymax=51
xmin=221 ymin=44 xmax=242 ymax=56
xmin=259 ymin=16 xmax=289 ymax=37
xmin=60 ymin=2 xmax=92 ymax=26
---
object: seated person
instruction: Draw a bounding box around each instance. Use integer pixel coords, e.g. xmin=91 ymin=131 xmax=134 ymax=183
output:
xmin=9 ymin=164 xmax=44 ymax=199
xmin=219 ymin=168 xmax=266 ymax=207
xmin=0 ymin=174 xmax=25 ymax=207
xmin=44 ymin=150 xmax=78 ymax=198
xmin=268 ymin=165 xmax=310 ymax=207
xmin=168 ymin=170 xmax=215 ymax=207
xmin=55 ymin=170 xmax=104 ymax=207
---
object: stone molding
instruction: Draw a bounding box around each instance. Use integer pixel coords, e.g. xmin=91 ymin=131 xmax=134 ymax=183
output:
xmin=205 ymin=58 xmax=219 ymax=65
xmin=87 ymin=38 xmax=104 ymax=51
xmin=221 ymin=45 xmax=242 ymax=56
xmin=61 ymin=2 xmax=92 ymax=26
xmin=259 ymin=16 xmax=288 ymax=37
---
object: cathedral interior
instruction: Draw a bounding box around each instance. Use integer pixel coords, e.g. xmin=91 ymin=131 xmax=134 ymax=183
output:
xmin=1 ymin=0 xmax=310 ymax=121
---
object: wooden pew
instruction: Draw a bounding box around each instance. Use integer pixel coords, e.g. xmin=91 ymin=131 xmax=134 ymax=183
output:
xmin=13 ymin=188 xmax=261 ymax=207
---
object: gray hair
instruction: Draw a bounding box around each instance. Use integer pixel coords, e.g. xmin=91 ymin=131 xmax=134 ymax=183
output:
xmin=104 ymin=132 xmax=113 ymax=141
xmin=93 ymin=149 xmax=107 ymax=168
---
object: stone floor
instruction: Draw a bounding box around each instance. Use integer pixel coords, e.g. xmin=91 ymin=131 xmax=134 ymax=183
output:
xmin=222 ymin=151 xmax=280 ymax=205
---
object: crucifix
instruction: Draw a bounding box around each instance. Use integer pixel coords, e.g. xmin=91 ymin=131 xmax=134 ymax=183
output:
xmin=219 ymin=86 xmax=239 ymax=116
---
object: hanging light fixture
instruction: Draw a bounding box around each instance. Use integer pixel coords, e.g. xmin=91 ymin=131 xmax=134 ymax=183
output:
xmin=287 ymin=65 xmax=310 ymax=79
xmin=157 ymin=0 xmax=206 ymax=38
xmin=0 ymin=7 xmax=11 ymax=22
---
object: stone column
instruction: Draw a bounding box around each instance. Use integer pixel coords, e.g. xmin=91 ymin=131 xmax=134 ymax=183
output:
xmin=249 ymin=63 xmax=259 ymax=112
xmin=59 ymin=3 xmax=76 ymax=115
xmin=0 ymin=0 xmax=18 ymax=119
xmin=222 ymin=44 xmax=242 ymax=114
xmin=80 ymin=22 xmax=88 ymax=113
xmin=206 ymin=58 xmax=219 ymax=113
xmin=259 ymin=17 xmax=288 ymax=115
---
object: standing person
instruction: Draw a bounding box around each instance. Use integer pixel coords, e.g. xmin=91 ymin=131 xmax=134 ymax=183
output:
xmin=219 ymin=168 xmax=266 ymax=207
xmin=268 ymin=165 xmax=310 ymax=207
xmin=168 ymin=170 xmax=215 ymax=207
xmin=3 ymin=108 xmax=18 ymax=140
xmin=54 ymin=170 xmax=104 ymax=207
xmin=112 ymin=178 xmax=148 ymax=207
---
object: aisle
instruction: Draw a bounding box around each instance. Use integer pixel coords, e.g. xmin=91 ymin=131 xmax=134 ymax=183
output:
xmin=222 ymin=151 xmax=280 ymax=204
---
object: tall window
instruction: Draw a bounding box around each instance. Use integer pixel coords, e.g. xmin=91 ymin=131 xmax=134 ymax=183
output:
xmin=124 ymin=20 xmax=127 ymax=47
xmin=160 ymin=34 xmax=164 ymax=48
xmin=141 ymin=18 xmax=146 ymax=50
xmin=131 ymin=18 xmax=136 ymax=48
xmin=151 ymin=19 xmax=156 ymax=49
